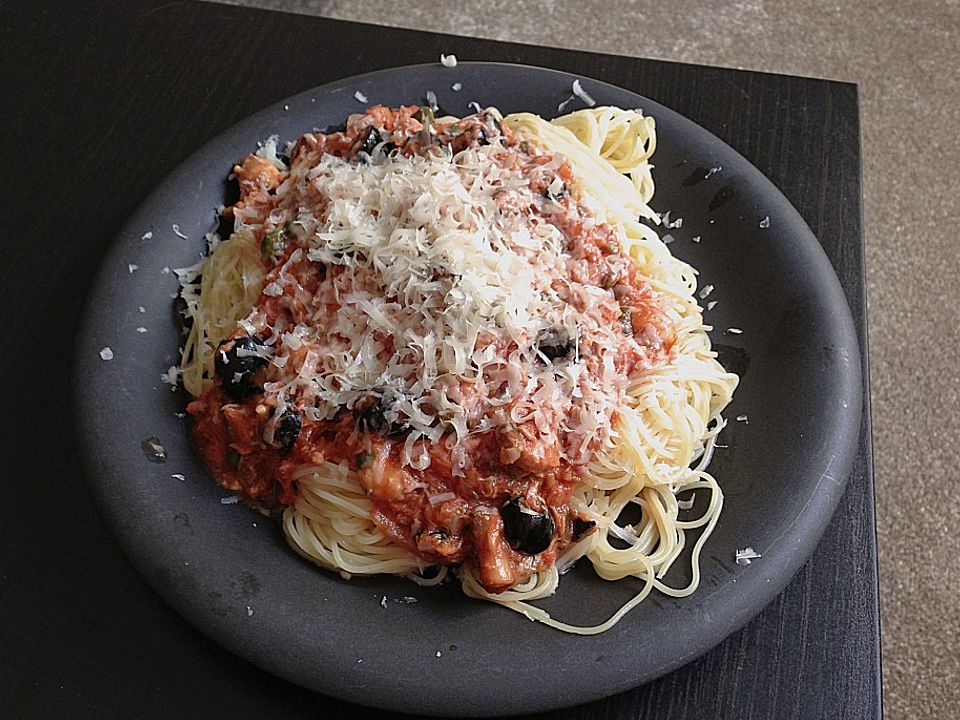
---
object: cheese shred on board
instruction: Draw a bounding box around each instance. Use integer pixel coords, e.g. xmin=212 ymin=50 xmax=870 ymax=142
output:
xmin=178 ymin=104 xmax=738 ymax=635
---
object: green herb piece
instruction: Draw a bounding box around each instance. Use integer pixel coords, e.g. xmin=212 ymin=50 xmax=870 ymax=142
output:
xmin=355 ymin=451 xmax=374 ymax=469
xmin=414 ymin=105 xmax=435 ymax=125
xmin=262 ymin=227 xmax=288 ymax=258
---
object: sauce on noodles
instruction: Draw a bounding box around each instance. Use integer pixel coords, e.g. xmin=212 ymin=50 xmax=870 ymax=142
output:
xmin=187 ymin=106 xmax=677 ymax=592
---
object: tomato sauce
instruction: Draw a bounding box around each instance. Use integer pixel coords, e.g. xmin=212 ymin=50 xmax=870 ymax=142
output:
xmin=188 ymin=106 xmax=673 ymax=593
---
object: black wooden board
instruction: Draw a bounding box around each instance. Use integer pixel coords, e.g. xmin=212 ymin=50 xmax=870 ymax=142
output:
xmin=0 ymin=1 xmax=880 ymax=718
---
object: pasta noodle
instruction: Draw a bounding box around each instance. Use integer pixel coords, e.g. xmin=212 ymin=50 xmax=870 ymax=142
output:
xmin=178 ymin=105 xmax=737 ymax=634
xmin=459 ymin=109 xmax=736 ymax=631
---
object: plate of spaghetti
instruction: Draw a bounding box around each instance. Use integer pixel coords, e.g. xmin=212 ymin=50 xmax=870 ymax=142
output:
xmin=75 ymin=63 xmax=861 ymax=716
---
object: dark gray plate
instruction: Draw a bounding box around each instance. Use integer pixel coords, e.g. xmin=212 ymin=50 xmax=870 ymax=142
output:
xmin=74 ymin=63 xmax=861 ymax=717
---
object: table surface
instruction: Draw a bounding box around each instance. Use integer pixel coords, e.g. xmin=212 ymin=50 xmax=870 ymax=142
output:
xmin=0 ymin=1 xmax=881 ymax=718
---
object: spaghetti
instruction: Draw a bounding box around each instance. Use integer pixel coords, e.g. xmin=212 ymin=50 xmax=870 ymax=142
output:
xmin=177 ymin=104 xmax=737 ymax=634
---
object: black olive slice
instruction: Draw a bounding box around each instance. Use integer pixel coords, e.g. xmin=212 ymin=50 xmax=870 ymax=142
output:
xmin=352 ymin=389 xmax=405 ymax=435
xmin=214 ymin=336 xmax=268 ymax=402
xmin=355 ymin=126 xmax=395 ymax=161
xmin=271 ymin=407 xmax=301 ymax=454
xmin=572 ymin=517 xmax=597 ymax=541
xmin=536 ymin=329 xmax=575 ymax=363
xmin=501 ymin=496 xmax=554 ymax=555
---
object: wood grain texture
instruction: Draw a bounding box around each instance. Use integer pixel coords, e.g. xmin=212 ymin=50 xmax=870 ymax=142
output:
xmin=0 ymin=1 xmax=879 ymax=718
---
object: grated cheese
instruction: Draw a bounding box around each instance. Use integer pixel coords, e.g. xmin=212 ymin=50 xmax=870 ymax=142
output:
xmin=571 ymin=80 xmax=596 ymax=107
xmin=262 ymin=281 xmax=283 ymax=297
xmin=440 ymin=53 xmax=458 ymax=68
xmin=161 ymin=365 xmax=179 ymax=386
xmin=231 ymin=135 xmax=636 ymax=470
xmin=255 ymin=135 xmax=287 ymax=170
xmin=660 ymin=211 xmax=683 ymax=229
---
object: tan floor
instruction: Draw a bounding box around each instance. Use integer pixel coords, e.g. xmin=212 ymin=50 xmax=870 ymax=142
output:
xmin=212 ymin=1 xmax=960 ymax=716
